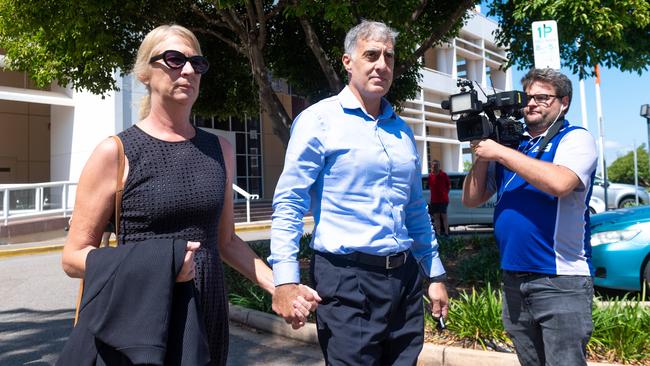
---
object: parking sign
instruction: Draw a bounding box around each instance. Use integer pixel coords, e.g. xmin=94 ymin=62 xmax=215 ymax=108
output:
xmin=532 ymin=20 xmax=561 ymax=70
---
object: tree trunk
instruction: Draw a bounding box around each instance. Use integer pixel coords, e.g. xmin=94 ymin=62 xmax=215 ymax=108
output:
xmin=247 ymin=42 xmax=292 ymax=147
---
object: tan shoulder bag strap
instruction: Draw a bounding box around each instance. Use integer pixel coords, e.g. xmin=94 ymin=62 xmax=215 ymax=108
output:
xmin=111 ymin=135 xmax=125 ymax=236
xmin=73 ymin=135 xmax=125 ymax=325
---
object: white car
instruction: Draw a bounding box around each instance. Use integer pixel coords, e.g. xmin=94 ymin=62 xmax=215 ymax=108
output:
xmin=592 ymin=177 xmax=649 ymax=209
xmin=588 ymin=196 xmax=606 ymax=214
xmin=422 ymin=173 xmax=494 ymax=226
xmin=422 ymin=173 xmax=606 ymax=226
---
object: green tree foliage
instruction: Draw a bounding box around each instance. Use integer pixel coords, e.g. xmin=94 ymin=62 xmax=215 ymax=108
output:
xmin=5 ymin=1 xmax=647 ymax=145
xmin=0 ymin=0 xmax=255 ymax=119
xmin=488 ymin=0 xmax=650 ymax=78
xmin=0 ymin=0 xmax=476 ymax=145
xmin=607 ymin=145 xmax=650 ymax=186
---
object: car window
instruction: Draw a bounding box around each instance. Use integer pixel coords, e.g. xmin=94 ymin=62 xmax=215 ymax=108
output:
xmin=423 ymin=173 xmax=465 ymax=190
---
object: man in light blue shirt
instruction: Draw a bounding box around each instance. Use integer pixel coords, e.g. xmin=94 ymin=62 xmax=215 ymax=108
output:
xmin=269 ymin=20 xmax=448 ymax=365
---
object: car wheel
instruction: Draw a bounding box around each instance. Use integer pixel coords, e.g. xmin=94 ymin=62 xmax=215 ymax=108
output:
xmin=618 ymin=197 xmax=637 ymax=208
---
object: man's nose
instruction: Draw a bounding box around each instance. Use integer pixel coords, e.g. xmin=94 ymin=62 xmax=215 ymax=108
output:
xmin=375 ymin=53 xmax=389 ymax=70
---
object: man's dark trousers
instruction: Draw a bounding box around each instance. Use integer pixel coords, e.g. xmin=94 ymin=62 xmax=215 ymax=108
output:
xmin=310 ymin=251 xmax=424 ymax=366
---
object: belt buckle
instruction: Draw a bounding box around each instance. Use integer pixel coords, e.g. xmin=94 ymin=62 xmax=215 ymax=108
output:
xmin=385 ymin=252 xmax=407 ymax=270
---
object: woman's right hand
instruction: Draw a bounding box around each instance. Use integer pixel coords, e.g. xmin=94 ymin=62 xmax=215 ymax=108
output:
xmin=176 ymin=241 xmax=201 ymax=282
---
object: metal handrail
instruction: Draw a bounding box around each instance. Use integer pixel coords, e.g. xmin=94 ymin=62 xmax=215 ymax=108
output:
xmin=1 ymin=181 xmax=259 ymax=225
xmin=232 ymin=184 xmax=260 ymax=223
xmin=1 ymin=181 xmax=77 ymax=225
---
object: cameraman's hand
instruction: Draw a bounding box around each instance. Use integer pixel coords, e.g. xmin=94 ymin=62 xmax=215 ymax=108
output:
xmin=470 ymin=139 xmax=507 ymax=162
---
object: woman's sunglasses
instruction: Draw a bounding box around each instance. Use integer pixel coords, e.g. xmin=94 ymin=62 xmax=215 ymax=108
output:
xmin=149 ymin=50 xmax=210 ymax=74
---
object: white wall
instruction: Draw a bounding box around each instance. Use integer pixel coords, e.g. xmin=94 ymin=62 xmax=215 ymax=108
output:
xmin=50 ymin=84 xmax=120 ymax=182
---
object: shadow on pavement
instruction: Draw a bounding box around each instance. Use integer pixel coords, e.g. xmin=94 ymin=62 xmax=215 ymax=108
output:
xmin=0 ymin=308 xmax=74 ymax=366
xmin=226 ymin=323 xmax=323 ymax=366
xmin=0 ymin=308 xmax=323 ymax=366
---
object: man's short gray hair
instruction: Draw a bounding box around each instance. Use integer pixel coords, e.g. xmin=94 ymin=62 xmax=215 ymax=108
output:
xmin=344 ymin=20 xmax=398 ymax=56
xmin=521 ymin=68 xmax=573 ymax=113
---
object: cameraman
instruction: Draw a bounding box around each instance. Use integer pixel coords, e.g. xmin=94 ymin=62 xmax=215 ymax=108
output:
xmin=462 ymin=68 xmax=597 ymax=366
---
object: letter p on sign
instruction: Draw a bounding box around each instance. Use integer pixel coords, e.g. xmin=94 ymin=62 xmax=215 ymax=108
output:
xmin=532 ymin=20 xmax=561 ymax=70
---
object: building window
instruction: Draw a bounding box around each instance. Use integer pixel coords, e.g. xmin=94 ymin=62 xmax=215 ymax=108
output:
xmin=456 ymin=57 xmax=467 ymax=79
xmin=190 ymin=114 xmax=264 ymax=197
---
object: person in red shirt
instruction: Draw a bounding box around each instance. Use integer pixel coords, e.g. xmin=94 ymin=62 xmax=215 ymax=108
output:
xmin=428 ymin=160 xmax=451 ymax=236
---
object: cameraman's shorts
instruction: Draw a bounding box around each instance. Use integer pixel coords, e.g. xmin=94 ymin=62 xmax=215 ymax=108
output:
xmin=429 ymin=202 xmax=448 ymax=214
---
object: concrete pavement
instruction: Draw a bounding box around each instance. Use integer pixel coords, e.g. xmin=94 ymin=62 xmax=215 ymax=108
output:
xmin=0 ymin=218 xmax=623 ymax=366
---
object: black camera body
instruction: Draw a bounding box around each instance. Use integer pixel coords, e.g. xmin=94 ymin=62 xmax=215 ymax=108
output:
xmin=441 ymin=79 xmax=526 ymax=149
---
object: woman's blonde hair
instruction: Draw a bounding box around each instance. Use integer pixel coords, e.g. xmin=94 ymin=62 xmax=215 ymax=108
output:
xmin=133 ymin=24 xmax=203 ymax=120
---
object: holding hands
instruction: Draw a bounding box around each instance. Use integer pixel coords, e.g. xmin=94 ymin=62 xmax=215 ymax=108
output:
xmin=272 ymin=283 xmax=322 ymax=329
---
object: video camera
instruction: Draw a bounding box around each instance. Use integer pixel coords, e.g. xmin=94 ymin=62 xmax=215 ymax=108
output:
xmin=441 ymin=79 xmax=526 ymax=149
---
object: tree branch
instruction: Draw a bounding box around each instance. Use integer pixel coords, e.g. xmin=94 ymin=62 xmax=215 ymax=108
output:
xmin=192 ymin=27 xmax=246 ymax=56
xmin=410 ymin=0 xmax=428 ymax=23
xmin=189 ymin=4 xmax=245 ymax=54
xmin=395 ymin=0 xmax=474 ymax=78
xmin=295 ymin=11 xmax=343 ymax=92
xmin=216 ymin=7 xmax=246 ymax=36
xmin=265 ymin=0 xmax=288 ymax=20
xmin=254 ymin=0 xmax=266 ymax=50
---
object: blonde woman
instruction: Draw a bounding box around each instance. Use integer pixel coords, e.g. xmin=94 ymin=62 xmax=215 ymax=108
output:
xmin=62 ymin=24 xmax=318 ymax=364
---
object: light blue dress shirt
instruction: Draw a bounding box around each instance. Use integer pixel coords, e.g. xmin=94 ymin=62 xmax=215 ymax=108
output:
xmin=269 ymin=86 xmax=445 ymax=286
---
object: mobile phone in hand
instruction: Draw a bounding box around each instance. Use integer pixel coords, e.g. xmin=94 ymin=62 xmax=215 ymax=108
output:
xmin=436 ymin=316 xmax=446 ymax=331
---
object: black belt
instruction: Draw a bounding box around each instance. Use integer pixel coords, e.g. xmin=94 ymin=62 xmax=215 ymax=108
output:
xmin=503 ymin=270 xmax=545 ymax=278
xmin=318 ymin=250 xmax=410 ymax=270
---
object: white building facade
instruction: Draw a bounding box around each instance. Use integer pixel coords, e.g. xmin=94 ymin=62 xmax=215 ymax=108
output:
xmin=401 ymin=11 xmax=512 ymax=174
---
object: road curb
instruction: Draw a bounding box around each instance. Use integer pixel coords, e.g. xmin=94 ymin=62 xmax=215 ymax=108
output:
xmin=229 ymin=304 xmax=318 ymax=344
xmin=228 ymin=304 xmax=624 ymax=366
xmin=0 ymin=244 xmax=64 ymax=258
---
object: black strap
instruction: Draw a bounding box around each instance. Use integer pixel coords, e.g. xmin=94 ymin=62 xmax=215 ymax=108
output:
xmin=533 ymin=119 xmax=564 ymax=159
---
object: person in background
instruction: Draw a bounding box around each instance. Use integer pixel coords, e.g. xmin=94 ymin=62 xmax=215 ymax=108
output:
xmin=61 ymin=24 xmax=318 ymax=365
xmin=462 ymin=68 xmax=597 ymax=366
xmin=428 ymin=159 xmax=450 ymax=237
xmin=269 ymin=20 xmax=448 ymax=365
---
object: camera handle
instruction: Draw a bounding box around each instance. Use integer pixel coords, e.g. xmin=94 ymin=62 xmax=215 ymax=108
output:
xmin=533 ymin=119 xmax=563 ymax=159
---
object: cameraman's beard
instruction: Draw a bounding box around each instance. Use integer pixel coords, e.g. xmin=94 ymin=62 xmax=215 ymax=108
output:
xmin=525 ymin=107 xmax=563 ymax=135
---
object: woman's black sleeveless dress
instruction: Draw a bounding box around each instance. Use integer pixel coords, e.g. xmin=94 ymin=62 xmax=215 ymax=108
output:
xmin=117 ymin=125 xmax=229 ymax=365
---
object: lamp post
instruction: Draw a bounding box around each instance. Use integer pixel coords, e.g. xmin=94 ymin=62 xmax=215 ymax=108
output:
xmin=641 ymin=104 xmax=650 ymax=179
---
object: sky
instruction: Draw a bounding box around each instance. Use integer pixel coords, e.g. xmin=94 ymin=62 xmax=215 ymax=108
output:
xmin=477 ymin=5 xmax=650 ymax=170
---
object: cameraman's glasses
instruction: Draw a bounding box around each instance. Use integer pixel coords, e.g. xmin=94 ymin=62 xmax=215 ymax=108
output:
xmin=149 ymin=50 xmax=210 ymax=74
xmin=526 ymin=94 xmax=558 ymax=106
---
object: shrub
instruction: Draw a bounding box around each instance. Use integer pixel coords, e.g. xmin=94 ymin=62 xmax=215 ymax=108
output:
xmin=443 ymin=283 xmax=510 ymax=350
xmin=590 ymin=295 xmax=650 ymax=363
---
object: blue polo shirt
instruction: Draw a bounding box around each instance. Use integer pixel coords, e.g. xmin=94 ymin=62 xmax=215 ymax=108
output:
xmin=488 ymin=120 xmax=597 ymax=276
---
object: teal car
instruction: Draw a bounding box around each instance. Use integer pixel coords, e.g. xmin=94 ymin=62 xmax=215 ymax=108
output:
xmin=591 ymin=205 xmax=650 ymax=292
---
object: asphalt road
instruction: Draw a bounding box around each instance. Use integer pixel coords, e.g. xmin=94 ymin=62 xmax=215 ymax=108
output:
xmin=0 ymin=252 xmax=323 ymax=366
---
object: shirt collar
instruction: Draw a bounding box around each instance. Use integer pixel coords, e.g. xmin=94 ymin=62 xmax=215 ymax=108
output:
xmin=338 ymin=86 xmax=397 ymax=121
